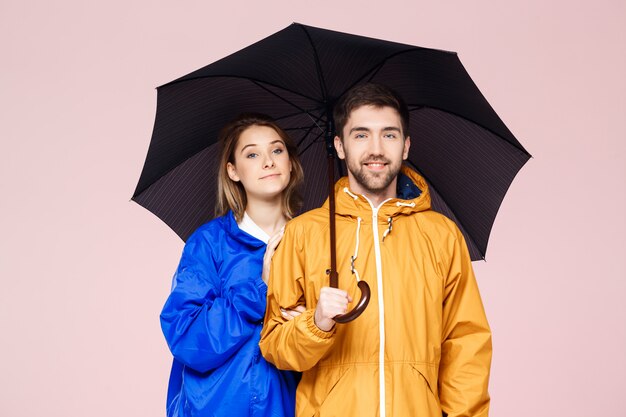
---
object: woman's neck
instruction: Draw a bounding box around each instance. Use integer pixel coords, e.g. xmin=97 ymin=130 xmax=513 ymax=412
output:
xmin=245 ymin=199 xmax=287 ymax=237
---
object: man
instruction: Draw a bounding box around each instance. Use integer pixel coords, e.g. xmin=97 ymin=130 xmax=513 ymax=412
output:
xmin=260 ymin=83 xmax=492 ymax=417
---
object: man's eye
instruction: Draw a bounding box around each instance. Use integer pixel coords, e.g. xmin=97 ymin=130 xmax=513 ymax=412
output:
xmin=384 ymin=133 xmax=397 ymax=139
xmin=355 ymin=133 xmax=366 ymax=139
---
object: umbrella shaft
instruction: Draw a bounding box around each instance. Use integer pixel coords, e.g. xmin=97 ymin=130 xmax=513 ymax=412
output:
xmin=328 ymin=152 xmax=338 ymax=288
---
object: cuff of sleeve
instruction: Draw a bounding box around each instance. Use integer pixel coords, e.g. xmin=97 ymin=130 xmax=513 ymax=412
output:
xmin=304 ymin=309 xmax=335 ymax=340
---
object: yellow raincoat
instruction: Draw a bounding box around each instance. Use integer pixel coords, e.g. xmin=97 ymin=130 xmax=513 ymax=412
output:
xmin=260 ymin=167 xmax=491 ymax=417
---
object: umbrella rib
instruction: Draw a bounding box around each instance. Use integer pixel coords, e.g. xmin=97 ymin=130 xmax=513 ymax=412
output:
xmin=297 ymin=111 xmax=328 ymax=146
xmin=161 ymin=74 xmax=322 ymax=104
xmin=284 ymin=125 xmax=324 ymax=132
xmin=273 ymin=105 xmax=325 ymax=122
xmin=272 ymin=106 xmax=327 ymax=137
xmin=298 ymin=130 xmax=325 ymax=156
xmin=296 ymin=124 xmax=323 ymax=149
xmin=365 ymin=60 xmax=386 ymax=83
xmin=273 ymin=106 xmax=323 ymax=121
xmin=250 ymin=80 xmax=324 ymax=122
xmin=296 ymin=108 xmax=330 ymax=148
xmin=298 ymin=24 xmax=329 ymax=101
xmin=329 ymin=47 xmax=422 ymax=101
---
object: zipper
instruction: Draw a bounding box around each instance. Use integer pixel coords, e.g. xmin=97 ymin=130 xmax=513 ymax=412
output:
xmin=363 ymin=196 xmax=391 ymax=417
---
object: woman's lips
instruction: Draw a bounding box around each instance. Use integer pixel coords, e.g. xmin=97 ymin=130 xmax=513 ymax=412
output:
xmin=260 ymin=173 xmax=281 ymax=179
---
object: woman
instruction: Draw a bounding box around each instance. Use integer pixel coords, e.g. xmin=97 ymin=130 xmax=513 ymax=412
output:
xmin=160 ymin=113 xmax=305 ymax=417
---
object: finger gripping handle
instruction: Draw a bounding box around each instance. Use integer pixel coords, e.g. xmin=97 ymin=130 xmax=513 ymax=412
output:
xmin=333 ymin=281 xmax=371 ymax=323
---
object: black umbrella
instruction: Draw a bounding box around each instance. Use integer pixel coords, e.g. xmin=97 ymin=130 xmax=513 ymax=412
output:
xmin=133 ymin=23 xmax=530 ymax=321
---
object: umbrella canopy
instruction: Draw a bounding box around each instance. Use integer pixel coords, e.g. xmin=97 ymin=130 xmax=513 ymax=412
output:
xmin=133 ymin=22 xmax=530 ymax=261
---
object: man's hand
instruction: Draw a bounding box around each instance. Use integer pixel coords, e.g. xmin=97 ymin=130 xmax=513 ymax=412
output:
xmin=314 ymin=287 xmax=353 ymax=331
xmin=262 ymin=228 xmax=284 ymax=285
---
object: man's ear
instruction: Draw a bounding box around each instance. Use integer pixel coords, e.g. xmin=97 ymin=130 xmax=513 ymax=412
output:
xmin=403 ymin=136 xmax=411 ymax=160
xmin=226 ymin=162 xmax=240 ymax=182
xmin=334 ymin=136 xmax=345 ymax=160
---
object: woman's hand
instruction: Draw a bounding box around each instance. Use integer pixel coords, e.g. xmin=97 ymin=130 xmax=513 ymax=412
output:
xmin=280 ymin=305 xmax=306 ymax=321
xmin=262 ymin=228 xmax=284 ymax=285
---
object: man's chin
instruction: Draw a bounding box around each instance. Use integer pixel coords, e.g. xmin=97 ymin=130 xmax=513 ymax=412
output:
xmin=352 ymin=168 xmax=400 ymax=194
xmin=359 ymin=177 xmax=395 ymax=194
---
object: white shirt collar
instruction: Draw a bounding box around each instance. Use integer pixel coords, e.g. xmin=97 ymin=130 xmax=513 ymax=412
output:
xmin=237 ymin=212 xmax=270 ymax=244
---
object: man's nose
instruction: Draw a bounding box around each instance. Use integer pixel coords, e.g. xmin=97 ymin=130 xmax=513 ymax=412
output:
xmin=370 ymin=136 xmax=383 ymax=154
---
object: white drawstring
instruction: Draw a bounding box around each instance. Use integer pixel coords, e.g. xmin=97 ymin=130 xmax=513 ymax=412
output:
xmin=343 ymin=187 xmax=359 ymax=200
xmin=382 ymin=217 xmax=393 ymax=242
xmin=350 ymin=217 xmax=362 ymax=282
xmin=396 ymin=201 xmax=415 ymax=207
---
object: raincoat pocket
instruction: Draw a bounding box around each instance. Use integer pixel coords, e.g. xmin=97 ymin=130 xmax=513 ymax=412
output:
xmin=297 ymin=365 xmax=350 ymax=417
xmin=408 ymin=363 xmax=442 ymax=416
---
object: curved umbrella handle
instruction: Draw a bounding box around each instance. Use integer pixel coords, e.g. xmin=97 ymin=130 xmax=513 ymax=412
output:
xmin=333 ymin=280 xmax=371 ymax=323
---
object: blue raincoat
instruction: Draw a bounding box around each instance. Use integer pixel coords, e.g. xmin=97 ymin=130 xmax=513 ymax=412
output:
xmin=161 ymin=212 xmax=299 ymax=417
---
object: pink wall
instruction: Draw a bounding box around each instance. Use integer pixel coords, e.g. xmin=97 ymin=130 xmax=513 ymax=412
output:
xmin=1 ymin=1 xmax=624 ymax=415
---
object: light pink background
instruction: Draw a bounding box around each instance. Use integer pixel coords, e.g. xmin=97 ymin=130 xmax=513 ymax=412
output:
xmin=1 ymin=0 xmax=624 ymax=415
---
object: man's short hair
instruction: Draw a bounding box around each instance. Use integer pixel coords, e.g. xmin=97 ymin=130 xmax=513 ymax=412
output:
xmin=333 ymin=83 xmax=410 ymax=139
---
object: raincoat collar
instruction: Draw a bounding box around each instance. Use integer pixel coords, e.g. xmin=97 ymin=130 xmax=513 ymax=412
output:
xmin=223 ymin=211 xmax=266 ymax=248
xmin=238 ymin=212 xmax=271 ymax=244
xmin=325 ymin=166 xmax=432 ymax=219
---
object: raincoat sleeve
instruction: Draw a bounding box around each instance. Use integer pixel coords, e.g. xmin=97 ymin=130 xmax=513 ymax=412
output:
xmin=259 ymin=224 xmax=336 ymax=372
xmin=160 ymin=231 xmax=267 ymax=373
xmin=439 ymin=227 xmax=492 ymax=417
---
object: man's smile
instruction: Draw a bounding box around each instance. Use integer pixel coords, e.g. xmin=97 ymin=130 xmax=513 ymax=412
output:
xmin=363 ymin=160 xmax=389 ymax=171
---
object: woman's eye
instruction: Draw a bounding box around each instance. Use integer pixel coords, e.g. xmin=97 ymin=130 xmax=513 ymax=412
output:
xmin=246 ymin=153 xmax=258 ymax=159
xmin=272 ymin=148 xmax=284 ymax=155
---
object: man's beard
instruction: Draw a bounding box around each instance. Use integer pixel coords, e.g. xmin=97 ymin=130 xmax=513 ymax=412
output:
xmin=346 ymin=154 xmax=402 ymax=195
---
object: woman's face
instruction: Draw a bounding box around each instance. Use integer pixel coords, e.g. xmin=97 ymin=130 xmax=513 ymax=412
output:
xmin=227 ymin=125 xmax=292 ymax=203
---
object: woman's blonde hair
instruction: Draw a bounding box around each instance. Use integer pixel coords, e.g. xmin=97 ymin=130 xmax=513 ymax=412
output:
xmin=216 ymin=113 xmax=304 ymax=222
